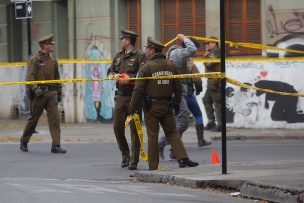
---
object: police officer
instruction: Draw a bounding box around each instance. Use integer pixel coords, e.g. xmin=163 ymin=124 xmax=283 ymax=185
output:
xmin=130 ymin=36 xmax=199 ymax=170
xmin=107 ymin=29 xmax=146 ymax=170
xmin=203 ymin=37 xmax=221 ymax=132
xmin=20 ymin=34 xmax=66 ymax=153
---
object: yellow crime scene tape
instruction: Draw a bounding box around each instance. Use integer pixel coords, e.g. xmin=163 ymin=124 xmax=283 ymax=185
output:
xmin=226 ymin=77 xmax=304 ymax=97
xmin=0 ymin=73 xmax=224 ymax=86
xmin=2 ymin=57 xmax=304 ymax=68
xmin=1 ymin=72 xmax=304 ymax=97
xmin=1 ymin=35 xmax=304 ymax=97
xmin=124 ymin=114 xmax=148 ymax=161
xmin=124 ymin=114 xmax=171 ymax=171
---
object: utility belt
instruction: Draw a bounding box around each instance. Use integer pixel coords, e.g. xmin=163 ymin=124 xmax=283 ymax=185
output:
xmin=144 ymin=96 xmax=173 ymax=111
xmin=38 ymin=85 xmax=59 ymax=92
xmin=115 ymin=84 xmax=135 ymax=96
xmin=115 ymin=90 xmax=133 ymax=96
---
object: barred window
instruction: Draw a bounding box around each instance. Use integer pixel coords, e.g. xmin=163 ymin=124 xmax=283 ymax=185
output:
xmin=161 ymin=0 xmax=206 ymax=56
xmin=127 ymin=0 xmax=141 ymax=47
xmin=226 ymin=0 xmax=262 ymax=55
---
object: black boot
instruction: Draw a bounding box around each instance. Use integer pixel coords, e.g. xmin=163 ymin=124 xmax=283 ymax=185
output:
xmin=178 ymin=158 xmax=199 ymax=168
xmin=195 ymin=124 xmax=212 ymax=147
xmin=128 ymin=164 xmax=137 ymax=170
xmin=210 ymin=125 xmax=221 ymax=132
xmin=20 ymin=140 xmax=28 ymax=152
xmin=205 ymin=120 xmax=216 ymax=130
xmin=51 ymin=145 xmax=67 ymax=154
xmin=121 ymin=159 xmax=130 ymax=168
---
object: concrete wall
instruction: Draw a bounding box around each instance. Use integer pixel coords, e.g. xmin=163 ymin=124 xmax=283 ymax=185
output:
xmin=205 ymin=0 xmax=220 ymax=38
xmin=0 ymin=1 xmax=8 ymax=62
xmin=141 ymin=0 xmax=162 ymax=47
xmin=1 ymin=59 xmax=304 ymax=128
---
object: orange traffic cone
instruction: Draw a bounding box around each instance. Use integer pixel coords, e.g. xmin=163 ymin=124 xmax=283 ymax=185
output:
xmin=212 ymin=149 xmax=220 ymax=164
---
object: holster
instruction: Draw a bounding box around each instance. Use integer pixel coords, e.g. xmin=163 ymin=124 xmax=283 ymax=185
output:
xmin=26 ymin=85 xmax=34 ymax=101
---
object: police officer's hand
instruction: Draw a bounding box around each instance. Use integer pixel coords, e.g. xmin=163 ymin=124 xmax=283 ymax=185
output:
xmin=119 ymin=74 xmax=130 ymax=85
xmin=195 ymin=90 xmax=202 ymax=96
xmin=57 ymin=94 xmax=62 ymax=102
xmin=174 ymin=103 xmax=180 ymax=116
xmin=34 ymin=88 xmax=44 ymax=98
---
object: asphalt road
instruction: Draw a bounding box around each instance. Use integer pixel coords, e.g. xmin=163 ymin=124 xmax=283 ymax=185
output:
xmin=0 ymin=141 xmax=275 ymax=203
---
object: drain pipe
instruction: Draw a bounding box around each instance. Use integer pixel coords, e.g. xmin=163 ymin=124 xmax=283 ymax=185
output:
xmin=73 ymin=0 xmax=78 ymax=122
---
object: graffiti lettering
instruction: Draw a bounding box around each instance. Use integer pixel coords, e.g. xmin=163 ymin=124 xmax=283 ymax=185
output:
xmin=226 ymin=62 xmax=265 ymax=70
xmin=267 ymin=5 xmax=304 ymax=37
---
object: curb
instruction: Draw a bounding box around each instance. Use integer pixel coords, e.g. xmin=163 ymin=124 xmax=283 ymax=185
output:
xmin=0 ymin=136 xmax=117 ymax=143
xmin=211 ymin=135 xmax=304 ymax=141
xmin=133 ymin=172 xmax=304 ymax=203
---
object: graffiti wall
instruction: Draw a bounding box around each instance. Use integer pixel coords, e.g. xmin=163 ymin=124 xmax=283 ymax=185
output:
xmin=195 ymin=61 xmax=304 ymax=129
xmin=83 ymin=45 xmax=115 ymax=122
xmin=266 ymin=5 xmax=304 ymax=44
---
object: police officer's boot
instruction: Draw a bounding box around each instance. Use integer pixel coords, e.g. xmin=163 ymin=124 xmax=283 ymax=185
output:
xmin=128 ymin=164 xmax=137 ymax=170
xmin=20 ymin=139 xmax=28 ymax=152
xmin=51 ymin=145 xmax=67 ymax=154
xmin=210 ymin=125 xmax=221 ymax=132
xmin=121 ymin=159 xmax=130 ymax=168
xmin=178 ymin=158 xmax=199 ymax=168
xmin=205 ymin=120 xmax=216 ymax=130
xmin=195 ymin=124 xmax=211 ymax=147
xmin=158 ymin=136 xmax=167 ymax=160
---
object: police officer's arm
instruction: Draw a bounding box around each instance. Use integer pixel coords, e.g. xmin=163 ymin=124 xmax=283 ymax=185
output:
xmin=107 ymin=53 xmax=120 ymax=76
xmin=26 ymin=57 xmax=39 ymax=90
xmin=171 ymin=63 xmax=182 ymax=105
xmin=205 ymin=48 xmax=220 ymax=70
xmin=54 ymin=61 xmax=63 ymax=99
xmin=191 ymin=63 xmax=203 ymax=93
xmin=130 ymin=65 xmax=148 ymax=114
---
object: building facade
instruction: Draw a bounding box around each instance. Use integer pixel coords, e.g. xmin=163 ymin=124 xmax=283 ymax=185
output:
xmin=0 ymin=0 xmax=304 ymax=127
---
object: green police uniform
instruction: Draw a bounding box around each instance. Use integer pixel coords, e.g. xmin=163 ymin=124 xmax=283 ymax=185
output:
xmin=130 ymin=37 xmax=198 ymax=170
xmin=107 ymin=29 xmax=146 ymax=168
xmin=203 ymin=46 xmax=222 ymax=129
xmin=20 ymin=34 xmax=65 ymax=153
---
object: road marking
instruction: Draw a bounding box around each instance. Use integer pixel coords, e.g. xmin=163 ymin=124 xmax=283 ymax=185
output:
xmin=1 ymin=178 xmax=197 ymax=197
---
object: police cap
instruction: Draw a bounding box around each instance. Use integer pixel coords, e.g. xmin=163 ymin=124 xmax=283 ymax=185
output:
xmin=203 ymin=36 xmax=218 ymax=45
xmin=38 ymin=34 xmax=55 ymax=45
xmin=145 ymin=36 xmax=165 ymax=50
xmin=120 ymin=29 xmax=138 ymax=39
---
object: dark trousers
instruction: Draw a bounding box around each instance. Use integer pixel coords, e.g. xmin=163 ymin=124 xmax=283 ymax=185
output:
xmin=113 ymin=95 xmax=140 ymax=165
xmin=21 ymin=91 xmax=61 ymax=146
xmin=203 ymin=89 xmax=222 ymax=126
xmin=145 ymin=104 xmax=188 ymax=170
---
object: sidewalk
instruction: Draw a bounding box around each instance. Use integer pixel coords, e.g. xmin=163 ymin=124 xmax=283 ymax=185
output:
xmin=1 ymin=118 xmax=304 ymax=143
xmin=1 ymin=119 xmax=304 ymax=202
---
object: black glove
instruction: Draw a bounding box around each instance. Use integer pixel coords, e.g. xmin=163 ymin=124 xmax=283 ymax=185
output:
xmin=34 ymin=88 xmax=44 ymax=98
xmin=174 ymin=103 xmax=180 ymax=116
xmin=195 ymin=90 xmax=202 ymax=96
xmin=57 ymin=94 xmax=62 ymax=102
